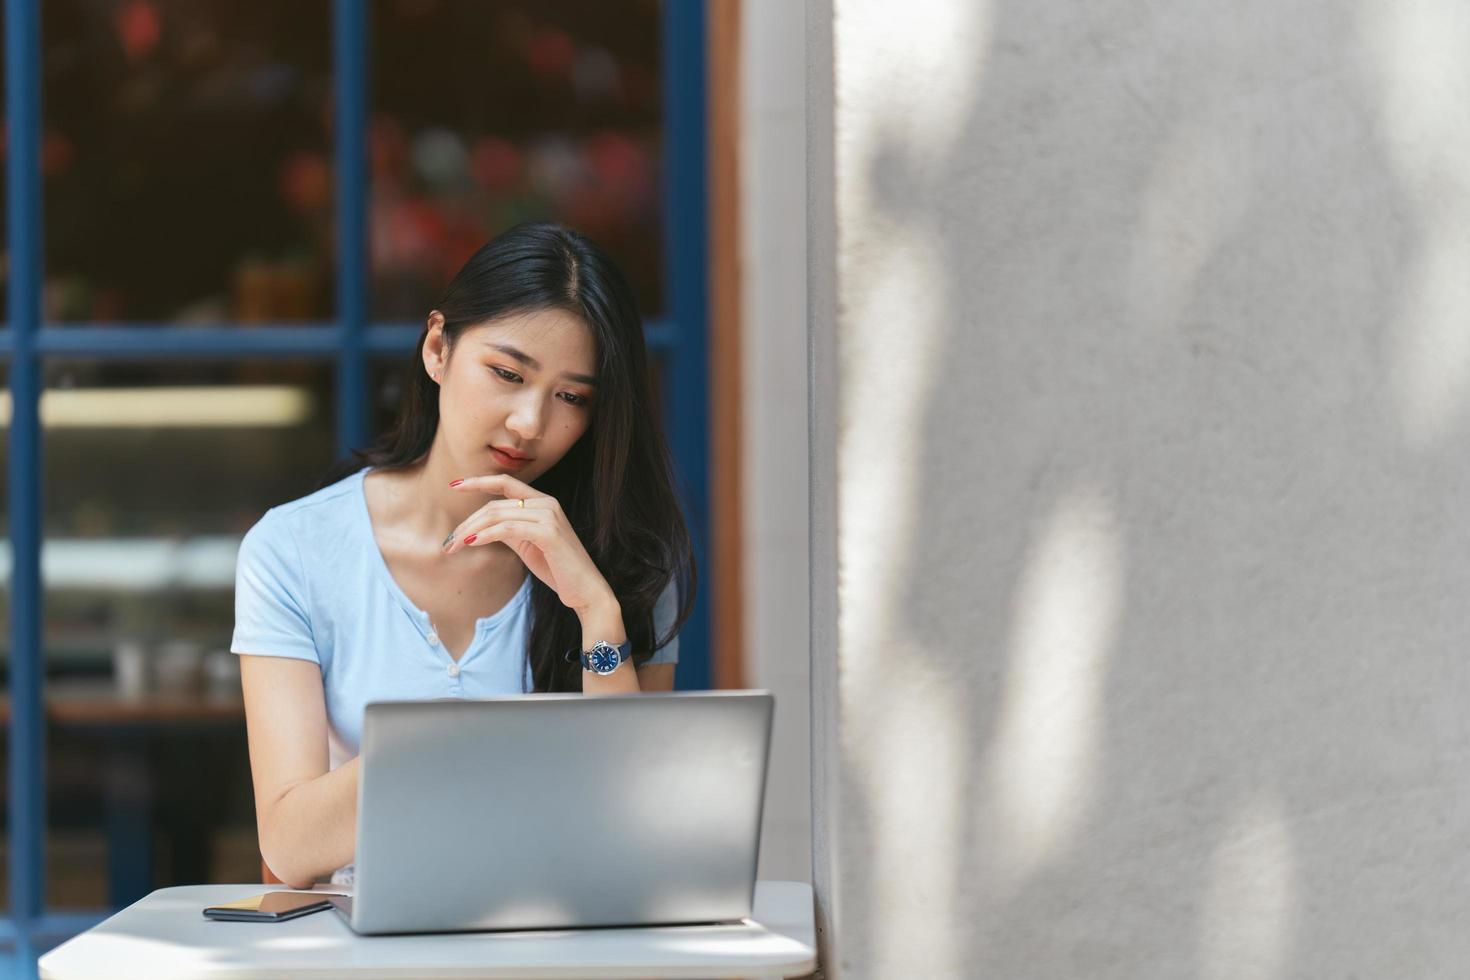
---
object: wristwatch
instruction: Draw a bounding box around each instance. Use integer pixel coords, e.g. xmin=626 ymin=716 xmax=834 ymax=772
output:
xmin=580 ymin=639 xmax=633 ymax=675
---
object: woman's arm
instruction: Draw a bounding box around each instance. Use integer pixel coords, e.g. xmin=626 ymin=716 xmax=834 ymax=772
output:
xmin=239 ymin=654 xmax=359 ymax=888
xmin=579 ymin=599 xmax=640 ymax=695
xmin=578 ymin=599 xmax=676 ymax=693
xmin=445 ymin=474 xmax=682 ymax=695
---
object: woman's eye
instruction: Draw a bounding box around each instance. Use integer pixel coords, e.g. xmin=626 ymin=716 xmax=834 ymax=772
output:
xmin=490 ymin=365 xmax=522 ymax=383
xmin=558 ymin=391 xmax=590 ymax=407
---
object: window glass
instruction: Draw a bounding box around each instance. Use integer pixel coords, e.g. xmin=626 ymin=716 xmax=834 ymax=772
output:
xmin=43 ymin=2 xmax=333 ymax=323
xmin=649 ymin=351 xmax=667 ymax=426
xmin=40 ymin=361 xmax=335 ymax=907
xmin=370 ymin=354 xmax=412 ymax=444
xmin=370 ymin=0 xmax=665 ymax=321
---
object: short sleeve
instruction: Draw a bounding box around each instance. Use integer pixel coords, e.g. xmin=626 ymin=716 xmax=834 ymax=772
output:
xmin=230 ymin=510 xmax=319 ymax=664
xmin=641 ymin=580 xmax=681 ymax=666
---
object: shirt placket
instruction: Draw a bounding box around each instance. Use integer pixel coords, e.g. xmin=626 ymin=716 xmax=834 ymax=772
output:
xmin=421 ymin=613 xmax=467 ymax=693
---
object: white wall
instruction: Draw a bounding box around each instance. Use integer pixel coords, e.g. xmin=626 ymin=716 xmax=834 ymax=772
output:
xmin=810 ymin=0 xmax=1470 ymax=975
xmin=741 ymin=0 xmax=812 ymax=885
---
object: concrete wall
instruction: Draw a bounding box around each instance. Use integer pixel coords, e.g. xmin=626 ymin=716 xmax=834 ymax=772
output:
xmin=741 ymin=0 xmax=812 ymax=884
xmin=809 ymin=0 xmax=1470 ymax=976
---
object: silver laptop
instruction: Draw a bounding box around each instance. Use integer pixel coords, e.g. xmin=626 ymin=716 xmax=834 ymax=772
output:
xmin=330 ymin=690 xmax=773 ymax=935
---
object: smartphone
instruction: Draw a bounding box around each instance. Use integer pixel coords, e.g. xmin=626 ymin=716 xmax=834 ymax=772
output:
xmin=202 ymin=891 xmax=335 ymax=922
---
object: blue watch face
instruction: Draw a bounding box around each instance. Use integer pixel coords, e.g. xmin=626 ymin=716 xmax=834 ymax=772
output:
xmin=589 ymin=644 xmax=622 ymax=673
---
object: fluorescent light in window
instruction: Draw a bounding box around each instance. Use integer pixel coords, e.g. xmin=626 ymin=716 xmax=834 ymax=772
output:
xmin=0 ymin=385 xmax=314 ymax=428
xmin=0 ymin=536 xmax=241 ymax=590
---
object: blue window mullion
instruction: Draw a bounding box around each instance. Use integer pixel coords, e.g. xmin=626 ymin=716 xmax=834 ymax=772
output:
xmin=31 ymin=325 xmax=344 ymax=357
xmin=663 ymin=0 xmax=710 ymax=691
xmin=333 ymin=0 xmax=369 ymax=457
xmin=7 ymin=0 xmax=47 ymax=964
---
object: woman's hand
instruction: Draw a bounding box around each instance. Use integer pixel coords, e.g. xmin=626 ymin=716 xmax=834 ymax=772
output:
xmin=443 ymin=474 xmax=616 ymax=619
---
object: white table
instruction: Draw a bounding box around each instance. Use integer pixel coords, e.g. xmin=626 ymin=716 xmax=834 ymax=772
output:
xmin=38 ymin=881 xmax=817 ymax=979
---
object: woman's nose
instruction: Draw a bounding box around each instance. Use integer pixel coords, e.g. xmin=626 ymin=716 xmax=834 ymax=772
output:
xmin=506 ymin=396 xmax=545 ymax=440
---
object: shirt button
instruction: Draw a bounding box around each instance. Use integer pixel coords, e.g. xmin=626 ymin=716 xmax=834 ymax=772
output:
xmin=447 ymin=662 xmax=460 ymax=678
xmin=426 ymin=632 xmax=439 ymax=646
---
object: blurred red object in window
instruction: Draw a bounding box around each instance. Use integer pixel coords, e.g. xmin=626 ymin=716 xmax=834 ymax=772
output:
xmin=470 ymin=137 xmax=524 ymax=195
xmin=115 ymin=0 xmax=161 ymax=63
xmin=525 ymin=27 xmax=575 ymax=80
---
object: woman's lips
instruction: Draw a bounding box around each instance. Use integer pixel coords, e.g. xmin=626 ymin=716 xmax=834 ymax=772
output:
xmin=489 ymin=446 xmax=530 ymax=469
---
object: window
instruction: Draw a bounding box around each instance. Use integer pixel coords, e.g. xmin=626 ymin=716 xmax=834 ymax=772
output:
xmin=1 ymin=0 xmax=708 ymax=966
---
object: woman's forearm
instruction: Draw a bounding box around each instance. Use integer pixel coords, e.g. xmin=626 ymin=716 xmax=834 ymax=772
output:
xmin=579 ymin=599 xmax=641 ymax=694
xmin=259 ymin=755 xmax=361 ymax=888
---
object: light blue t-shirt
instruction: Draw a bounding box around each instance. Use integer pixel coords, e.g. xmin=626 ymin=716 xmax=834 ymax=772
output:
xmin=230 ymin=466 xmax=679 ymax=773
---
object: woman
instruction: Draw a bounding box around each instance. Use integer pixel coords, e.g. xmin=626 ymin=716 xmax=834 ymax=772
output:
xmin=231 ymin=222 xmax=695 ymax=888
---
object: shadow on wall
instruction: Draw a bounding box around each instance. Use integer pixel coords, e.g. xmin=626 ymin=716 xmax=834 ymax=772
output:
xmin=835 ymin=0 xmax=1470 ymax=976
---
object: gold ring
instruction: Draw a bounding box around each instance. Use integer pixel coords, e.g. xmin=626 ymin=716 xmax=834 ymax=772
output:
xmin=516 ymin=499 xmax=525 ymax=508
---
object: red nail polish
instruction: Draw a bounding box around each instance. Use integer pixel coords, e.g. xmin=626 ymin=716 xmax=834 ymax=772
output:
xmin=449 ymin=479 xmax=463 ymax=488
xmin=464 ymin=533 xmax=477 ymax=544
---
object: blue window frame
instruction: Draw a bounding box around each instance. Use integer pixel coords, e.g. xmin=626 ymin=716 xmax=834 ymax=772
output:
xmin=1 ymin=0 xmax=709 ymax=971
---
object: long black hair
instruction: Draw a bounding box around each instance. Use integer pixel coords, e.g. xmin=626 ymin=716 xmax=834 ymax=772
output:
xmin=320 ymin=221 xmax=695 ymax=691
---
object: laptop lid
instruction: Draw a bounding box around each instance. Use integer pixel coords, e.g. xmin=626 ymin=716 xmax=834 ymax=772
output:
xmin=351 ymin=690 xmax=773 ymax=934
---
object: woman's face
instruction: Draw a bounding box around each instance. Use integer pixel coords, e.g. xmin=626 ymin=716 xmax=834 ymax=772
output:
xmin=425 ymin=308 xmax=598 ymax=483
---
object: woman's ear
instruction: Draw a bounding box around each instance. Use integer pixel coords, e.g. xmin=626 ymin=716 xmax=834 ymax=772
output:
xmin=423 ymin=311 xmax=448 ymax=384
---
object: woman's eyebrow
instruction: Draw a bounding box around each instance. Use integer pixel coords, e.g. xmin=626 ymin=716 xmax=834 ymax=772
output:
xmin=486 ymin=342 xmax=598 ymax=386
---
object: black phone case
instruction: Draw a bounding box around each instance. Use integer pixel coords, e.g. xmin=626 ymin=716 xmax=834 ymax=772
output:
xmin=203 ymin=900 xmax=333 ymax=922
